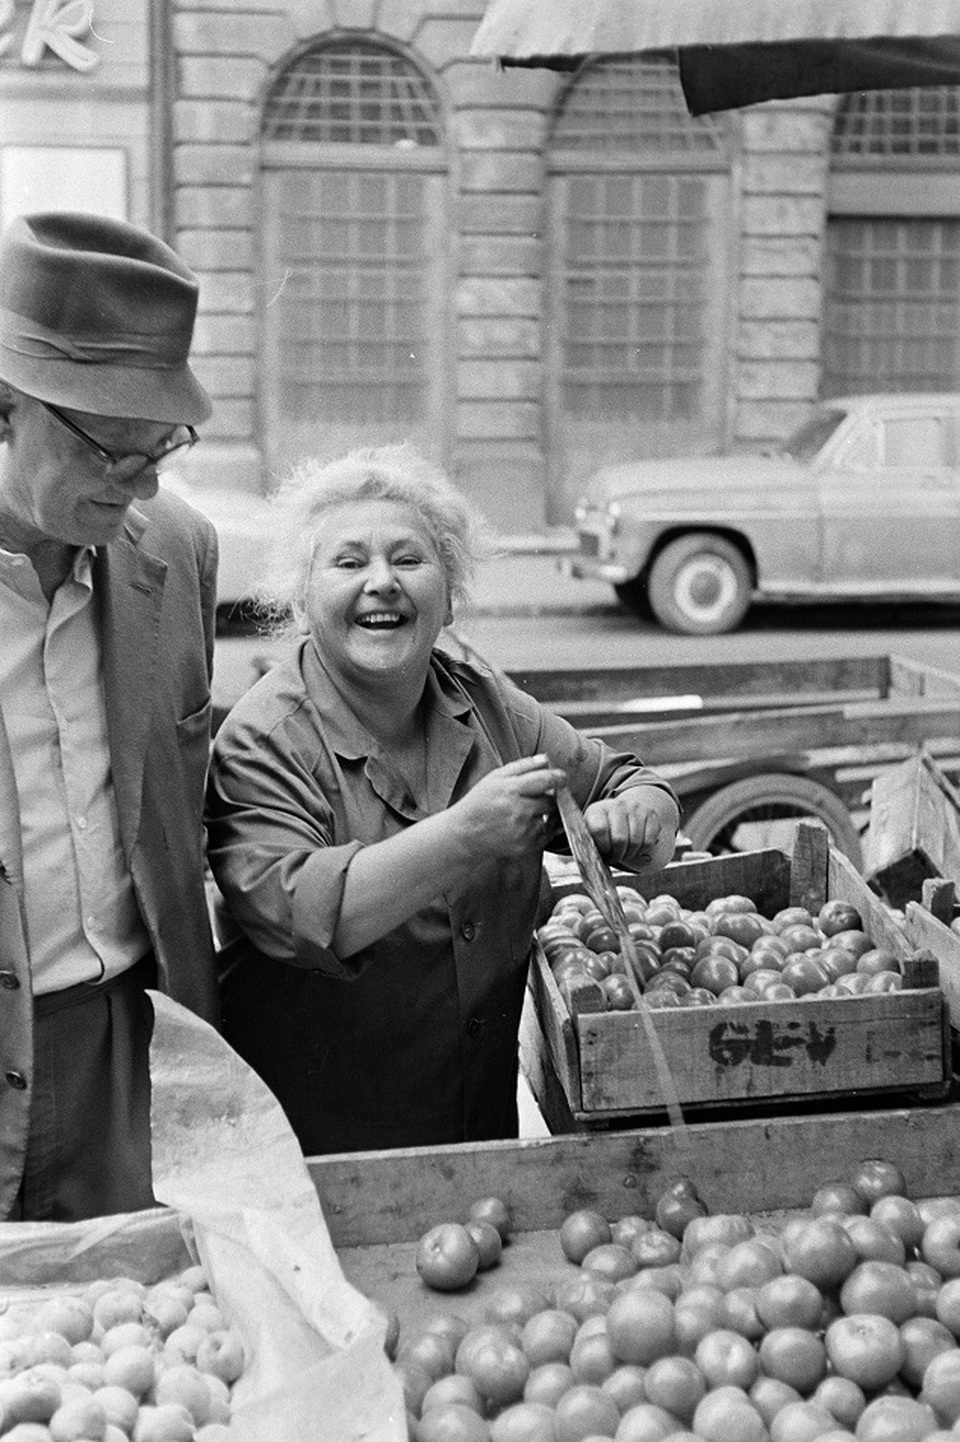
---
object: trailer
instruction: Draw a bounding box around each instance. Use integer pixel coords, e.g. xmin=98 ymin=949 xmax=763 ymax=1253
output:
xmin=506 ymin=652 xmax=960 ymax=870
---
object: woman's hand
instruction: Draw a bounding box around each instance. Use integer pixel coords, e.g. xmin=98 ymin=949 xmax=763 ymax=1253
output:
xmin=452 ymin=754 xmax=567 ymax=860
xmin=584 ymin=786 xmax=680 ymax=871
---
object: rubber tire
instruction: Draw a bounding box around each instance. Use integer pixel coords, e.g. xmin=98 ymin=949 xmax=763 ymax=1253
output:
xmin=648 ymin=532 xmax=752 ymax=635
xmin=682 ymin=773 xmax=864 ymax=868
xmin=613 ymin=577 xmax=652 ymax=618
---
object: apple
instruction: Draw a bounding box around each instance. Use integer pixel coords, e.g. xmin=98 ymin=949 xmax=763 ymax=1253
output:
xmin=154 ymin=1362 xmax=213 ymax=1425
xmin=103 ymin=1344 xmax=156 ymax=1399
xmin=131 ymin=1402 xmax=196 ymax=1442
xmin=48 ymin=1394 xmax=108 ymax=1442
xmin=194 ymin=1331 xmax=245 ymax=1387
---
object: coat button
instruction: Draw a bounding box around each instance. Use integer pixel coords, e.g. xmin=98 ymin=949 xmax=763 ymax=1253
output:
xmin=5 ymin=1071 xmax=26 ymax=1090
xmin=467 ymin=1017 xmax=482 ymax=1037
xmin=461 ymin=921 xmax=476 ymax=941
xmin=0 ymin=972 xmax=20 ymax=990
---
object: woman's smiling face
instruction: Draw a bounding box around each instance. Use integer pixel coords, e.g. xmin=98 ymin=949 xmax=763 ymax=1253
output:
xmin=304 ymin=499 xmax=452 ymax=689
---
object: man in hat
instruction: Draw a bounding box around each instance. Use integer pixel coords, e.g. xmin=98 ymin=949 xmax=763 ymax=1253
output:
xmin=0 ymin=211 xmax=220 ymax=1220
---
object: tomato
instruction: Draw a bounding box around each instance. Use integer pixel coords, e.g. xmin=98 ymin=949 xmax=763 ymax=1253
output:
xmin=673 ymin=1284 xmax=727 ymax=1355
xmin=843 ymin=1212 xmax=908 ymax=1263
xmin=579 ymin=1242 xmax=637 ymax=1283
xmin=748 ymin=1374 xmax=803 ymax=1426
xmin=830 ymin=930 xmax=875 ymax=959
xmin=898 ymin=1314 xmax=956 ymax=1390
xmin=655 ymin=1187 xmax=708 ymax=1241
xmin=818 ymin=900 xmax=863 ymax=936
xmin=641 ymin=1354 xmax=706 ymax=1421
xmin=464 ymin=1219 xmax=503 ymax=1272
xmin=455 ymin=1324 xmax=529 ymax=1408
xmin=421 ymin=1372 xmax=485 ymax=1417
xmin=484 ymin=1283 xmax=553 ymax=1328
xmin=921 ymin=1214 xmax=960 ymax=1278
xmin=766 ymin=1399 xmax=838 ymax=1441
xmin=599 ymin=1362 xmax=648 ymax=1413
xmin=487 ymin=1401 xmax=555 ymax=1442
xmin=934 ymin=1275 xmax=960 ymax=1337
xmin=559 ymin=1210 xmax=612 ymax=1266
xmin=695 ymin=934 xmax=748 ymax=965
xmin=720 ymin=1285 xmax=765 ymax=1341
xmin=780 ymin=955 xmax=830 ymax=996
xmin=583 ymin=925 xmax=621 ymax=955
xmin=691 ymin=1384 xmax=769 ymax=1442
xmin=690 ymin=955 xmax=741 ymax=995
xmin=416 ymin=1402 xmax=490 ymax=1441
xmin=869 ymin=1194 xmax=925 ymax=1252
xmin=416 ymin=1223 xmax=481 ymax=1292
xmin=853 ymin=1394 xmax=939 ymax=1442
xmin=711 ymin=912 xmax=766 ymax=948
xmin=856 ymin=949 xmax=902 ymax=977
xmin=398 ymin=1330 xmax=457 ymax=1382
xmin=631 ymin=1228 xmax=682 ymax=1269
xmin=611 ymin=1214 xmax=652 ymax=1248
xmin=838 ymin=1259 xmax=916 ymax=1324
xmin=779 ymin=1216 xmax=859 ymax=1290
xmin=523 ymin=1361 xmax=574 ymax=1408
xmin=707 ymin=894 xmax=757 ymax=917
xmin=694 ymin=1327 xmax=760 ymax=1391
xmin=715 ymin=1238 xmax=783 ymax=1292
xmin=605 ymin=1286 xmax=676 ymax=1367
xmin=394 ymin=1356 xmax=434 ymax=1416
xmin=918 ymin=1345 xmax=960 ymax=1424
xmin=519 ymin=1309 xmax=578 ymax=1367
xmin=818 ymin=947 xmax=860 ymax=982
xmin=823 ymin=1312 xmax=905 ymax=1391
xmin=569 ymin=1324 xmax=617 ymax=1385
xmin=757 ymin=1326 xmax=827 ymax=1395
xmin=773 ymin=907 xmax=815 ymax=932
xmin=600 ymin=973 xmax=637 ymax=1010
xmin=755 ymin=1274 xmax=825 ymax=1332
xmin=659 ymin=921 xmax=700 ymax=951
xmin=551 ymin=1274 xmax=618 ymax=1324
xmin=551 ymin=1382 xmax=620 ymax=1442
xmin=810 ymin=1374 xmax=866 ymax=1430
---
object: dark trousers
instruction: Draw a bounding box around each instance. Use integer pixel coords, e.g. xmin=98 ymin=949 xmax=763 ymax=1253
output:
xmin=10 ymin=956 xmax=156 ymax=1222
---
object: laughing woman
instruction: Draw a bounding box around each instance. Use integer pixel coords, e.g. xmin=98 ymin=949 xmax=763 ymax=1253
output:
xmin=205 ymin=445 xmax=679 ymax=1155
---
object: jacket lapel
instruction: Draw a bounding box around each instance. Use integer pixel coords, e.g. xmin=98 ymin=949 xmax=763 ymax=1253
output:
xmin=95 ymin=510 xmax=167 ymax=856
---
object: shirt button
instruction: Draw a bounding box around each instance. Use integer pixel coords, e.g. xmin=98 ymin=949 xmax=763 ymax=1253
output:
xmin=76 ymin=817 xmax=87 ymax=831
xmin=0 ymin=972 xmax=20 ymax=990
xmin=467 ymin=1018 xmax=482 ymax=1037
xmin=461 ymin=921 xmax=476 ymax=941
xmin=5 ymin=1071 xmax=27 ymax=1090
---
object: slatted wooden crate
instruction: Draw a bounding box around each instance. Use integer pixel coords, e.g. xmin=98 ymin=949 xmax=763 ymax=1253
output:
xmin=863 ymin=750 xmax=960 ymax=909
xmin=522 ymin=826 xmax=950 ymax=1132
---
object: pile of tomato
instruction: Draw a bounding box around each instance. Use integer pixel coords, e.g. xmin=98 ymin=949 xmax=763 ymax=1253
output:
xmin=396 ymin=1159 xmax=960 ymax=1441
xmin=536 ymin=886 xmax=904 ymax=1013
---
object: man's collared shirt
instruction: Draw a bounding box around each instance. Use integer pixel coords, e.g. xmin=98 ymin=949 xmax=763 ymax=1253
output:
xmin=0 ymin=544 xmax=148 ymax=994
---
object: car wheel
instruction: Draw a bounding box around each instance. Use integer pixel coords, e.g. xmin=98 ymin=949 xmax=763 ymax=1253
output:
xmin=682 ymin=773 xmax=864 ymax=868
xmin=648 ymin=533 xmax=752 ymax=635
xmin=613 ymin=577 xmax=652 ymax=618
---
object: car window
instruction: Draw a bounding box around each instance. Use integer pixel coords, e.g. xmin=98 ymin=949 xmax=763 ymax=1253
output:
xmin=880 ymin=416 xmax=946 ymax=467
xmin=782 ymin=407 xmax=847 ymax=461
xmin=837 ymin=424 xmax=879 ymax=470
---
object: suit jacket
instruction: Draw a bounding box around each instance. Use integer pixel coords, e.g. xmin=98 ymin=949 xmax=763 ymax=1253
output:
xmin=0 ymin=489 xmax=220 ymax=1213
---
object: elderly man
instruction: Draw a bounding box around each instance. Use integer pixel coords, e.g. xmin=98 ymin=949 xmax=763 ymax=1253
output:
xmin=0 ymin=211 xmax=220 ymax=1221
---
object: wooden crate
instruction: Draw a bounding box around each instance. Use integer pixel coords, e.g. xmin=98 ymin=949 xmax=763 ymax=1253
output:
xmin=863 ymin=750 xmax=960 ymax=908
xmin=309 ymin=1101 xmax=960 ymax=1337
xmin=524 ymin=826 xmax=949 ymax=1131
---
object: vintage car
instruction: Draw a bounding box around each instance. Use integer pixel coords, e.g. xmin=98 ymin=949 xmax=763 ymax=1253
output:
xmin=563 ymin=392 xmax=960 ymax=634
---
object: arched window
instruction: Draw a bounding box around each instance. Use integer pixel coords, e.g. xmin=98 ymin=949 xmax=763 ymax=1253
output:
xmin=824 ymin=88 xmax=960 ymax=396
xmin=543 ymin=55 xmax=732 ymax=516
xmin=260 ymin=39 xmax=449 ymax=469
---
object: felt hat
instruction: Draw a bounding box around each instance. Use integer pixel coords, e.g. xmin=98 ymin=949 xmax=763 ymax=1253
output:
xmin=0 ymin=211 xmax=211 ymax=424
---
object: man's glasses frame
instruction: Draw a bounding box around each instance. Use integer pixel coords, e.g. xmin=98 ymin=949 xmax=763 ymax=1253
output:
xmin=40 ymin=400 xmax=198 ymax=482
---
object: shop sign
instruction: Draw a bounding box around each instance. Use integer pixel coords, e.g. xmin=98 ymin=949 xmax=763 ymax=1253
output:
xmin=0 ymin=0 xmax=98 ymax=73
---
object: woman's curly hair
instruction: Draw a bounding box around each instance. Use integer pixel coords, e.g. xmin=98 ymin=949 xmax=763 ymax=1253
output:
xmin=257 ymin=442 xmax=496 ymax=635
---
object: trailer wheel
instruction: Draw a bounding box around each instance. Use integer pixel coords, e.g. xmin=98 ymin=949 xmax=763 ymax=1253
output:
xmin=682 ymin=773 xmax=863 ymax=868
xmin=648 ymin=533 xmax=752 ymax=635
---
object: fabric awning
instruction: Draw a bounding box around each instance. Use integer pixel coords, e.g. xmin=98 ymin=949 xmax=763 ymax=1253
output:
xmin=470 ymin=0 xmax=960 ymax=114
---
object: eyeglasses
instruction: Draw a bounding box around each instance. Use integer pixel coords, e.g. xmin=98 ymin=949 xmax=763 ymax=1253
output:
xmin=40 ymin=401 xmax=198 ymax=482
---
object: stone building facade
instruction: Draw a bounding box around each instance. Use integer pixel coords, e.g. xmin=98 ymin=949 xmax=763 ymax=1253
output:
xmin=2 ymin=1 xmax=958 ymax=532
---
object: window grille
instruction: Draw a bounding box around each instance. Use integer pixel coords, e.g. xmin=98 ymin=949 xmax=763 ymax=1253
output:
xmin=550 ymin=55 xmax=724 ymax=156
xmin=832 ymin=87 xmax=960 ymax=161
xmin=823 ymin=218 xmax=960 ymax=394
xmin=263 ymin=40 xmax=442 ymax=147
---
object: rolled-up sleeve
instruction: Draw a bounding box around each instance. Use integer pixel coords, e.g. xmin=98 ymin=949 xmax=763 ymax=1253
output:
xmin=206 ymin=710 xmax=366 ymax=978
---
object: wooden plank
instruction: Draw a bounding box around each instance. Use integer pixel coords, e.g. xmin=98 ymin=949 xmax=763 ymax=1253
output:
xmin=586 ymin=702 xmax=960 ymax=766
xmin=527 ymin=940 xmax=583 ymax=1111
xmin=308 ymin=1102 xmax=960 ymax=1248
xmin=905 ymin=901 xmax=960 ymax=1033
xmin=507 ymin=655 xmax=890 ymax=708
xmin=575 ymin=990 xmax=946 ymax=1112
xmin=889 ymin=654 xmax=960 ymax=700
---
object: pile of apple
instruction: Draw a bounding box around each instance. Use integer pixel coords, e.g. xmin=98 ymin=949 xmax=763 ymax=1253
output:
xmin=0 ymin=1263 xmax=244 ymax=1440
xmin=535 ymin=886 xmax=906 ymax=1013
xmin=399 ymin=1160 xmax=960 ymax=1441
